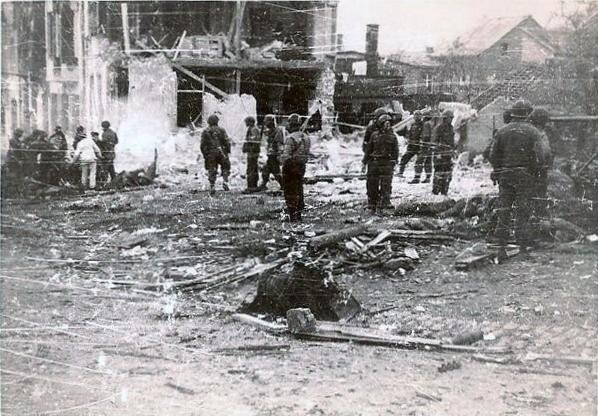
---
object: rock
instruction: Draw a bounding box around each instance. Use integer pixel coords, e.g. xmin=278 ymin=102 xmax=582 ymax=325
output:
xmin=287 ymin=308 xmax=317 ymax=334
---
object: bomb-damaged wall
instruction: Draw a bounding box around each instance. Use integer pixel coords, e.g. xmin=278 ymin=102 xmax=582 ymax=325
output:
xmin=114 ymin=55 xmax=177 ymax=172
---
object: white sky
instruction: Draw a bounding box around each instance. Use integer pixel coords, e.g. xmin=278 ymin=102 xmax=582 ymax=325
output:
xmin=336 ymin=0 xmax=590 ymax=54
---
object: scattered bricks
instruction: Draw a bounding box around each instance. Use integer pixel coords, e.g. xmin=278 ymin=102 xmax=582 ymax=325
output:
xmin=287 ymin=308 xmax=317 ymax=334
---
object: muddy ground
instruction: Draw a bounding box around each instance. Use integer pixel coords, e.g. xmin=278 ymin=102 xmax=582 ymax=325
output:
xmin=1 ymin=170 xmax=597 ymax=416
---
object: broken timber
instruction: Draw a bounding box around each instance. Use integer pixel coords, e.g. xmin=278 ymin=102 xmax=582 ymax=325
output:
xmin=304 ymin=174 xmax=366 ymax=184
xmin=232 ymin=314 xmax=509 ymax=355
xmin=308 ymin=224 xmax=370 ymax=250
xmin=172 ymin=64 xmax=228 ymax=99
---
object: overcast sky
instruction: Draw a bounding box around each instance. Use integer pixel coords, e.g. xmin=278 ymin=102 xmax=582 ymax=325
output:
xmin=336 ymin=0 xmax=588 ymax=54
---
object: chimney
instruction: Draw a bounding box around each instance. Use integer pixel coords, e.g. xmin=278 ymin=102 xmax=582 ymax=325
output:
xmin=365 ymin=24 xmax=379 ymax=77
xmin=336 ymin=33 xmax=343 ymax=52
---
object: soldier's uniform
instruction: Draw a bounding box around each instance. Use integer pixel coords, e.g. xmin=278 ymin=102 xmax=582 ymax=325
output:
xmin=101 ymin=121 xmax=119 ymax=181
xmin=414 ymin=115 xmax=434 ymax=183
xmin=242 ymin=116 xmax=261 ymax=192
xmin=431 ymin=111 xmax=455 ymax=196
xmin=29 ymin=131 xmax=53 ymax=183
xmin=6 ymin=129 xmax=25 ymax=180
xmin=489 ymin=101 xmax=542 ymax=248
xmin=48 ymin=127 xmax=68 ymax=185
xmin=259 ymin=114 xmax=285 ymax=190
xmin=281 ymin=114 xmax=311 ymax=222
xmin=362 ymin=107 xmax=388 ymax=153
xmin=200 ymin=114 xmax=231 ymax=195
xmin=398 ymin=111 xmax=424 ymax=182
xmin=363 ymin=114 xmax=399 ymax=212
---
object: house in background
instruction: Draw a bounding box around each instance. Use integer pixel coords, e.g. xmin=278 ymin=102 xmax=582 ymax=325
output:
xmin=433 ymin=15 xmax=558 ymax=105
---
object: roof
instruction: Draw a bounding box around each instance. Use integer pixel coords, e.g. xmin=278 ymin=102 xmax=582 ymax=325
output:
xmin=439 ymin=15 xmax=551 ymax=56
xmin=385 ymin=51 xmax=439 ymax=68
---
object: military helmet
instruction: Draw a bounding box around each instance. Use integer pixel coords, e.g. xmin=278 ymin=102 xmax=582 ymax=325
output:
xmin=510 ymin=100 xmax=533 ymax=119
xmin=101 ymin=121 xmax=110 ymax=128
xmin=373 ymin=107 xmax=388 ymax=118
xmin=378 ymin=114 xmax=392 ymax=124
xmin=288 ymin=113 xmax=301 ymax=127
xmin=207 ymin=114 xmax=219 ymax=126
xmin=244 ymin=116 xmax=256 ymax=125
xmin=529 ymin=108 xmax=550 ymax=126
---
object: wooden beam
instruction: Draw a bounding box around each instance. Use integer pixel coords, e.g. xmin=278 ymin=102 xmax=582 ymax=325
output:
xmin=120 ymin=3 xmax=130 ymax=54
xmin=172 ymin=64 xmax=228 ymax=99
xmin=173 ymin=30 xmax=187 ymax=60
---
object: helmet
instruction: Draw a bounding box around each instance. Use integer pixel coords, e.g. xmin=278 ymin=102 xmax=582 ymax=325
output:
xmin=207 ymin=114 xmax=219 ymax=126
xmin=510 ymin=100 xmax=533 ymax=119
xmin=372 ymin=107 xmax=388 ymax=119
xmin=76 ymin=125 xmax=85 ymax=133
xmin=101 ymin=121 xmax=110 ymax=128
xmin=14 ymin=128 xmax=24 ymax=136
xmin=441 ymin=109 xmax=454 ymax=119
xmin=91 ymin=131 xmax=100 ymax=137
xmin=378 ymin=114 xmax=392 ymax=124
xmin=529 ymin=108 xmax=550 ymax=127
xmin=502 ymin=109 xmax=512 ymax=124
xmin=244 ymin=116 xmax=256 ymax=125
xmin=288 ymin=113 xmax=301 ymax=127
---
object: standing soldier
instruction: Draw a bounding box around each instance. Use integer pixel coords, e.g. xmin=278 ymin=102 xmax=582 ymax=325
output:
xmin=431 ymin=110 xmax=456 ymax=196
xmin=528 ymin=108 xmax=553 ymax=218
xmin=200 ymin=114 xmax=231 ymax=196
xmin=398 ymin=110 xmax=424 ymax=182
xmin=362 ymin=114 xmax=399 ymax=213
xmin=489 ymin=100 xmax=541 ymax=251
xmin=414 ymin=112 xmax=435 ymax=183
xmin=281 ymin=114 xmax=311 ymax=222
xmin=101 ymin=121 xmax=119 ymax=182
xmin=258 ymin=114 xmax=285 ymax=191
xmin=242 ymin=116 xmax=261 ymax=193
xmin=48 ymin=126 xmax=68 ymax=185
xmin=6 ymin=128 xmax=25 ymax=179
xmin=91 ymin=132 xmax=107 ymax=185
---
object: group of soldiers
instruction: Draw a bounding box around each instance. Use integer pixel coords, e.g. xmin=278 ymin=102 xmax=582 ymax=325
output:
xmin=5 ymin=121 xmax=119 ymax=191
xmin=200 ymin=113 xmax=311 ymax=222
xmin=362 ymin=107 xmax=458 ymax=213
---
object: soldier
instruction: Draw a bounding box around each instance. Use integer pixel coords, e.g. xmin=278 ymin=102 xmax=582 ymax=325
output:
xmin=414 ymin=112 xmax=435 ymax=183
xmin=242 ymin=116 xmax=261 ymax=193
xmin=489 ymin=100 xmax=542 ymax=251
xmin=258 ymin=114 xmax=285 ymax=191
xmin=200 ymin=114 xmax=231 ymax=196
xmin=281 ymin=114 xmax=311 ymax=222
xmin=431 ymin=110 xmax=456 ymax=196
xmin=529 ymin=108 xmax=553 ymax=218
xmin=363 ymin=107 xmax=388 ymax=153
xmin=6 ymin=128 xmax=25 ymax=179
xmin=28 ymin=130 xmax=54 ymax=183
xmin=398 ymin=110 xmax=424 ymax=183
xmin=101 ymin=120 xmax=119 ymax=182
xmin=48 ymin=126 xmax=68 ymax=185
xmin=362 ymin=113 xmax=399 ymax=213
xmin=91 ymin=131 xmax=107 ymax=184
xmin=73 ymin=125 xmax=86 ymax=149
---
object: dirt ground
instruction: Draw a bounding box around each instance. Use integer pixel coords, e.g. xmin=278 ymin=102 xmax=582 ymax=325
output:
xmin=1 ymin=169 xmax=597 ymax=416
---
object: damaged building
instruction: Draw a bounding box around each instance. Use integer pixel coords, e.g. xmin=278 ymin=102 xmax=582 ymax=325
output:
xmin=1 ymin=1 xmax=339 ymax=148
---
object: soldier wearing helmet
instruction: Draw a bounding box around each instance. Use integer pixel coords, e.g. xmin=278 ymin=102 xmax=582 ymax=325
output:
xmin=242 ymin=116 xmax=261 ymax=193
xmin=398 ymin=110 xmax=425 ymax=183
xmin=258 ymin=114 xmax=285 ymax=191
xmin=489 ymin=100 xmax=543 ymax=251
xmin=200 ymin=114 xmax=231 ymax=195
xmin=430 ymin=109 xmax=456 ymax=195
xmin=362 ymin=113 xmax=399 ymax=213
xmin=362 ymin=107 xmax=388 ymax=153
xmin=281 ymin=114 xmax=311 ymax=222
xmin=528 ymin=108 xmax=553 ymax=217
xmin=100 ymin=120 xmax=119 ymax=182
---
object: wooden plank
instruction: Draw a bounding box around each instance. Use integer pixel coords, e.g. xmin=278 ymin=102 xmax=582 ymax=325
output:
xmin=172 ymin=64 xmax=228 ymax=99
xmin=231 ymin=313 xmax=287 ymax=333
xmin=173 ymin=30 xmax=187 ymax=60
xmin=309 ymin=224 xmax=370 ymax=250
xmin=361 ymin=230 xmax=391 ymax=253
